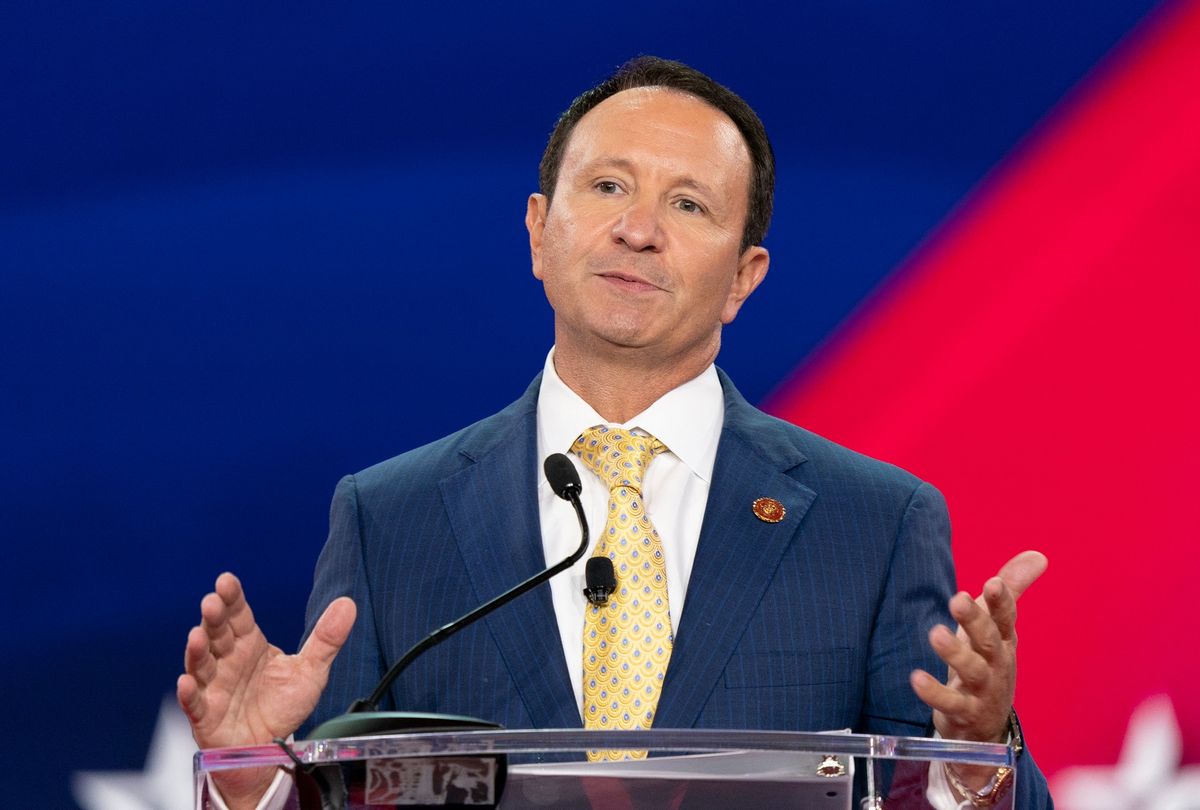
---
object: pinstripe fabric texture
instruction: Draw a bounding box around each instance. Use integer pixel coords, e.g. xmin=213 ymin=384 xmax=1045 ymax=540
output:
xmin=297 ymin=369 xmax=1050 ymax=807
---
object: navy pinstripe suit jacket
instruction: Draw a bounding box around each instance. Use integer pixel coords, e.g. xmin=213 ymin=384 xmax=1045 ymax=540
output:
xmin=301 ymin=369 xmax=1049 ymax=807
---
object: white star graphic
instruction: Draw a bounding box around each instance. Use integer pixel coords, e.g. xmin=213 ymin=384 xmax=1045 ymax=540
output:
xmin=1053 ymin=694 xmax=1200 ymax=810
xmin=72 ymin=696 xmax=198 ymax=810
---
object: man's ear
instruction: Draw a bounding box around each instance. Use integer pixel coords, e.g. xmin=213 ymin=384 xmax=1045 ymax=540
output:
xmin=720 ymin=246 xmax=770 ymax=324
xmin=526 ymin=193 xmax=549 ymax=280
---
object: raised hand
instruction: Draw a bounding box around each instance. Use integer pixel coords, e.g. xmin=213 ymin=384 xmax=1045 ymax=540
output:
xmin=910 ymin=550 xmax=1048 ymax=744
xmin=177 ymin=572 xmax=356 ymax=807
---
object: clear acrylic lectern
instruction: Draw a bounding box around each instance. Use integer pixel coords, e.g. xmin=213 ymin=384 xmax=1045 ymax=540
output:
xmin=195 ymin=727 xmax=1015 ymax=809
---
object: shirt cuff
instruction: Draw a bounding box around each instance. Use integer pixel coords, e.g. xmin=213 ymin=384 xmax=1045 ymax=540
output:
xmin=203 ymin=767 xmax=292 ymax=810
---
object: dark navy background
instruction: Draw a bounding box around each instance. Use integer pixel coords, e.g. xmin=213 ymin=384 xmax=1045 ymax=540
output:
xmin=1 ymin=2 xmax=1162 ymax=805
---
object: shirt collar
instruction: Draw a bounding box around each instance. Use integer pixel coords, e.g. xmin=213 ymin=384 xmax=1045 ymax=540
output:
xmin=536 ymin=347 xmax=724 ymax=484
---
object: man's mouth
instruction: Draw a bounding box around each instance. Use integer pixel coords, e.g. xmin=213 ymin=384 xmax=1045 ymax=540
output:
xmin=597 ymin=271 xmax=663 ymax=293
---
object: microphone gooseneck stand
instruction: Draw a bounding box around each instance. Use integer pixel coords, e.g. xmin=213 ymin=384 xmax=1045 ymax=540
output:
xmin=306 ymin=452 xmax=590 ymax=740
xmin=281 ymin=454 xmax=591 ymax=809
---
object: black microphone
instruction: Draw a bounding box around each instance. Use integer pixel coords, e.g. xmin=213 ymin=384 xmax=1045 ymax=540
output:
xmin=543 ymin=451 xmax=582 ymax=500
xmin=548 ymin=457 xmax=614 ymax=606
xmin=307 ymin=452 xmax=590 ymax=741
xmin=584 ymin=557 xmax=616 ymax=606
xmin=547 ymin=455 xmax=615 ymax=605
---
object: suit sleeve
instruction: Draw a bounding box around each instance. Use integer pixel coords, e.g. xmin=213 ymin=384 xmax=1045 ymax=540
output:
xmin=1012 ymin=735 xmax=1054 ymax=808
xmin=860 ymin=481 xmax=956 ymax=737
xmin=298 ymin=474 xmax=389 ymax=736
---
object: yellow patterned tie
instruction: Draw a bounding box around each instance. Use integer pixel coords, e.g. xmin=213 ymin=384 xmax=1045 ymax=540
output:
xmin=571 ymin=426 xmax=673 ymax=761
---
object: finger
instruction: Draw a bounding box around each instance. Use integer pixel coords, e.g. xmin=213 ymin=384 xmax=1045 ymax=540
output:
xmin=929 ymin=624 xmax=990 ymax=689
xmin=214 ymin=571 xmax=242 ymax=601
xmin=214 ymin=572 xmax=259 ymax=638
xmin=995 ymin=550 xmax=1048 ymax=601
xmin=950 ymin=591 xmax=1004 ymax=663
xmin=298 ymin=597 xmax=357 ymax=670
xmin=200 ymin=591 xmax=237 ymax=658
xmin=177 ymin=673 xmax=205 ymax=724
xmin=184 ymin=625 xmax=219 ymax=685
xmin=983 ymin=577 xmax=1017 ymax=642
xmin=910 ymin=669 xmax=972 ymax=717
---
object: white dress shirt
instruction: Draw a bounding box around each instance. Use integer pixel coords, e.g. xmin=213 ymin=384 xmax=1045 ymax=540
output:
xmin=535 ymin=348 xmax=725 ymax=716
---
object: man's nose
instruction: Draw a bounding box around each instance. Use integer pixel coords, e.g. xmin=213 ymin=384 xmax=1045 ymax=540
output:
xmin=611 ymin=199 xmax=664 ymax=252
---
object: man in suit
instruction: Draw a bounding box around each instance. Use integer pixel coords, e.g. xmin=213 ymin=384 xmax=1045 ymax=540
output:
xmin=179 ymin=57 xmax=1050 ymax=808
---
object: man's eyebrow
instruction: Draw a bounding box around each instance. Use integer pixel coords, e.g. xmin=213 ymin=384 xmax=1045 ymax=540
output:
xmin=578 ymin=157 xmax=721 ymax=202
xmin=577 ymin=156 xmax=637 ymax=176
xmin=674 ymin=177 xmax=719 ymax=202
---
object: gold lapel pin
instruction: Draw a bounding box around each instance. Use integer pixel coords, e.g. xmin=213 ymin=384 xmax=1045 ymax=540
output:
xmin=752 ymin=497 xmax=785 ymax=523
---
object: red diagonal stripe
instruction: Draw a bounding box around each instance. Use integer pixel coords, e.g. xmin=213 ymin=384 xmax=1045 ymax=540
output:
xmin=767 ymin=0 xmax=1200 ymax=776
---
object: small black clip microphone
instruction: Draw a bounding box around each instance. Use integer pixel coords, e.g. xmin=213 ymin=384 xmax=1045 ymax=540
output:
xmin=583 ymin=556 xmax=617 ymax=606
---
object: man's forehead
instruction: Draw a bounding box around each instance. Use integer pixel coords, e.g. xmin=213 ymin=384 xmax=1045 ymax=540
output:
xmin=562 ymin=87 xmax=750 ymax=173
xmin=574 ymin=86 xmax=735 ymax=136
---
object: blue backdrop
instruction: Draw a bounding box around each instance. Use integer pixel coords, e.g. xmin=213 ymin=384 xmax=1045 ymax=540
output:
xmin=1 ymin=2 xmax=1163 ymax=806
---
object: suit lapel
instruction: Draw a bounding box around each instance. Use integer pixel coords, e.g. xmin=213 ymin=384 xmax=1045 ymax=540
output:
xmin=657 ymin=375 xmax=817 ymax=729
xmin=439 ymin=384 xmax=582 ymax=730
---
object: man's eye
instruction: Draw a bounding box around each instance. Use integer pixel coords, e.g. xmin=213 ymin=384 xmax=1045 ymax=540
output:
xmin=676 ymin=198 xmax=703 ymax=214
xmin=595 ymin=181 xmax=620 ymax=194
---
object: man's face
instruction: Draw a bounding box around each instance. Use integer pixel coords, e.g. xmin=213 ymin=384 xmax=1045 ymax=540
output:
xmin=526 ymin=88 xmax=769 ymax=368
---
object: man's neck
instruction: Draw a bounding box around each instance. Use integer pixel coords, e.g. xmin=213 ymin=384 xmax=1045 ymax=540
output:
xmin=552 ymin=339 xmax=720 ymax=424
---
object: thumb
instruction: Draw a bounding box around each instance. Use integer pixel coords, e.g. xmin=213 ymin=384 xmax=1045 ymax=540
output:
xmin=298 ymin=597 xmax=357 ymax=669
xmin=996 ymin=550 xmax=1048 ymax=601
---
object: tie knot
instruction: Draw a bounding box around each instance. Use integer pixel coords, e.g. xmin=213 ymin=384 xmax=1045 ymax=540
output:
xmin=571 ymin=426 xmax=666 ymax=493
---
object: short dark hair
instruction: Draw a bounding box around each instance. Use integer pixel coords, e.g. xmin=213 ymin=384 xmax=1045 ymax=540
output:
xmin=538 ymin=56 xmax=775 ymax=252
